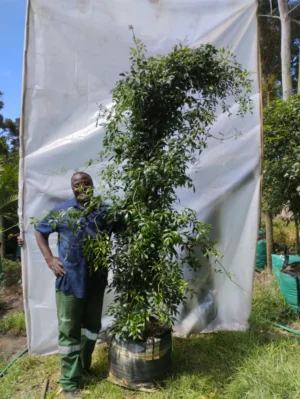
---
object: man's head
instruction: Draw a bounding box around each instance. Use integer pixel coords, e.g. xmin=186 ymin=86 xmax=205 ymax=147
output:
xmin=71 ymin=172 xmax=93 ymax=203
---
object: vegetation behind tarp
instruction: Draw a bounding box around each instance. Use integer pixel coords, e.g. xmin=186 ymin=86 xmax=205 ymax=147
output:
xmin=0 ymin=92 xmax=20 ymax=258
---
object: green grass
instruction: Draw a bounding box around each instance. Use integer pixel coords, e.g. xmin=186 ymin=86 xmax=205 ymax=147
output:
xmin=1 ymin=277 xmax=300 ymax=398
xmin=0 ymin=311 xmax=26 ymax=335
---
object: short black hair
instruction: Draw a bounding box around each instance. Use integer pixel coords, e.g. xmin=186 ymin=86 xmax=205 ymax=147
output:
xmin=71 ymin=171 xmax=93 ymax=184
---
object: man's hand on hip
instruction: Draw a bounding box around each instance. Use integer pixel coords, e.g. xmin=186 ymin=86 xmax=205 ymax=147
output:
xmin=46 ymin=256 xmax=66 ymax=277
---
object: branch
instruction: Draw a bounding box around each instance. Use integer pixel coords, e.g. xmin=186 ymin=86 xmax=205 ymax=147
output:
xmin=291 ymin=18 xmax=300 ymax=25
xmin=215 ymin=260 xmax=249 ymax=293
xmin=269 ymin=0 xmax=273 ymax=14
xmin=258 ymin=14 xmax=280 ymax=19
xmin=288 ymin=2 xmax=300 ymax=15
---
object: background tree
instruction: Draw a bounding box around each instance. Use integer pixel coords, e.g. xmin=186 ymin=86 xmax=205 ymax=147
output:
xmin=258 ymin=0 xmax=300 ymax=103
xmin=0 ymin=92 xmax=19 ymax=258
xmin=258 ymin=0 xmax=300 ymax=270
xmin=263 ymin=95 xmax=300 ymax=254
xmin=0 ymin=92 xmax=20 ymax=153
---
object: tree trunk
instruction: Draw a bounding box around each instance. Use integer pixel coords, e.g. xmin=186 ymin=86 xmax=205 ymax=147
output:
xmin=266 ymin=213 xmax=273 ymax=274
xmin=295 ymin=217 xmax=300 ymax=255
xmin=0 ymin=215 xmax=5 ymax=259
xmin=278 ymin=0 xmax=292 ymax=100
xmin=264 ymin=83 xmax=273 ymax=275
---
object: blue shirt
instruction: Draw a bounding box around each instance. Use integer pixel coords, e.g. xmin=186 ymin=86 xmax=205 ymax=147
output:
xmin=36 ymin=197 xmax=117 ymax=298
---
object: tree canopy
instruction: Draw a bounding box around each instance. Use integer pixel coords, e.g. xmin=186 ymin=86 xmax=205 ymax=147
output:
xmin=0 ymin=92 xmax=19 ymax=246
xmin=263 ymin=95 xmax=300 ymax=222
xmin=87 ymin=39 xmax=253 ymax=340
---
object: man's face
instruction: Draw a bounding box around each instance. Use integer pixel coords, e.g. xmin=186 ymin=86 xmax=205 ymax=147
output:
xmin=71 ymin=174 xmax=93 ymax=202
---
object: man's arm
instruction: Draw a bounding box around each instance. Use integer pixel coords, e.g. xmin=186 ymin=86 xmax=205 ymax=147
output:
xmin=35 ymin=231 xmax=66 ymax=277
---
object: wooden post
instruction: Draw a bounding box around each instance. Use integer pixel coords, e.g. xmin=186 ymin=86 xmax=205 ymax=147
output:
xmin=40 ymin=378 xmax=49 ymax=399
xmin=265 ymin=86 xmax=273 ymax=275
xmin=295 ymin=217 xmax=300 ymax=255
xmin=266 ymin=213 xmax=273 ymax=274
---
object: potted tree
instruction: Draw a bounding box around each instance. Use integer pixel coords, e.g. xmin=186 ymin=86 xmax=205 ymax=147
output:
xmin=84 ymin=36 xmax=253 ymax=390
xmin=33 ymin=35 xmax=253 ymax=391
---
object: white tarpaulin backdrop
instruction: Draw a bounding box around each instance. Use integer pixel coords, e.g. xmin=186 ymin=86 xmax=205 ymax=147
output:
xmin=20 ymin=0 xmax=261 ymax=355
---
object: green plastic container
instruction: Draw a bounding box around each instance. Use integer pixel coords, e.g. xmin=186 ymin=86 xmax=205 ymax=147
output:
xmin=272 ymin=254 xmax=300 ymax=282
xmin=256 ymin=240 xmax=267 ymax=271
xmin=272 ymin=255 xmax=285 ymax=281
xmin=279 ymin=272 xmax=299 ymax=313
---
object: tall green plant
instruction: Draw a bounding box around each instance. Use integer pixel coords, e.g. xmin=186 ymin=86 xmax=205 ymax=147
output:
xmin=36 ymin=39 xmax=253 ymax=341
xmin=0 ymin=154 xmax=18 ymax=222
xmin=263 ymin=94 xmax=300 ymax=252
xmin=83 ymin=38 xmax=253 ymax=340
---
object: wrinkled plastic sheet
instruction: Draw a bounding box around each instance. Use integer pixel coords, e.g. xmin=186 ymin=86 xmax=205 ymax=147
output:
xmin=20 ymin=0 xmax=261 ymax=355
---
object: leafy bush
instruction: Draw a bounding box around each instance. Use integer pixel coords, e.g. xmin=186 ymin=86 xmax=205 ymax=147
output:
xmin=87 ymin=38 xmax=252 ymax=340
xmin=263 ymin=95 xmax=300 ymax=218
xmin=36 ymin=38 xmax=252 ymax=341
xmin=273 ymin=219 xmax=296 ymax=248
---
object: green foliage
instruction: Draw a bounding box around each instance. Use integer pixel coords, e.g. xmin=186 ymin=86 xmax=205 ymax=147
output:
xmin=0 ymin=154 xmax=19 ymax=227
xmin=0 ymin=259 xmax=21 ymax=287
xmin=0 ymin=91 xmax=3 ymax=112
xmin=0 ymin=137 xmax=9 ymax=156
xmin=0 ymin=92 xmax=20 ymax=243
xmin=273 ymin=219 xmax=297 ymax=248
xmin=261 ymin=75 xmax=281 ymax=108
xmin=0 ymin=92 xmax=20 ymax=153
xmin=263 ymin=94 xmax=300 ymax=217
xmin=88 ymin=39 xmax=253 ymax=340
xmin=34 ymin=39 xmax=252 ymax=341
xmin=82 ymin=230 xmax=112 ymax=272
xmin=0 ymin=311 xmax=26 ymax=335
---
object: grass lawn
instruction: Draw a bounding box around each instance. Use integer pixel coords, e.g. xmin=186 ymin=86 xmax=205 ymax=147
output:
xmin=1 ymin=274 xmax=300 ymax=399
xmin=0 ymin=311 xmax=26 ymax=335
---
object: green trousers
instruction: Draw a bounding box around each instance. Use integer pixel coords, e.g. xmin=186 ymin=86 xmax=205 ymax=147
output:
xmin=56 ymin=289 xmax=105 ymax=392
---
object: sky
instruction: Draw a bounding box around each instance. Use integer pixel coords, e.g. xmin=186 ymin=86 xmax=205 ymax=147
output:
xmin=0 ymin=0 xmax=27 ymax=120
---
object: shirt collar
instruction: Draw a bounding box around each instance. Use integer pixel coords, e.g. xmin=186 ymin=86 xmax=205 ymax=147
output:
xmin=69 ymin=197 xmax=81 ymax=209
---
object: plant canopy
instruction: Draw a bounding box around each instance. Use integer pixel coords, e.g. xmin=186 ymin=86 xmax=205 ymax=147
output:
xmin=35 ymin=38 xmax=253 ymax=341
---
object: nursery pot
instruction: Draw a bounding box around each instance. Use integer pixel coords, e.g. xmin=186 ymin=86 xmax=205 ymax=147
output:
xmin=108 ymin=330 xmax=172 ymax=391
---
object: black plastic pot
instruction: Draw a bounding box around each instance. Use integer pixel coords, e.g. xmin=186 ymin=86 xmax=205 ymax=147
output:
xmin=108 ymin=331 xmax=172 ymax=391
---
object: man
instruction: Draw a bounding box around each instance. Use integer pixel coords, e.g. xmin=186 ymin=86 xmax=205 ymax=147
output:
xmin=35 ymin=172 xmax=118 ymax=398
